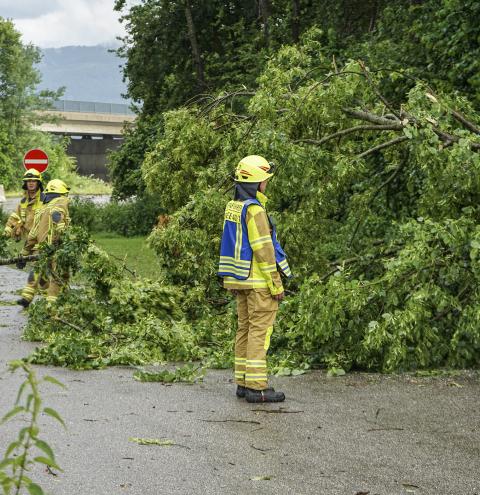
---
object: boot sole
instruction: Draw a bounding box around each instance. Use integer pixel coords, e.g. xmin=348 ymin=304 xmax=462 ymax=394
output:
xmin=246 ymin=395 xmax=285 ymax=403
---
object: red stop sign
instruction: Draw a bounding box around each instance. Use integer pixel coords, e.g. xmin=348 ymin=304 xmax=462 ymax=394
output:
xmin=23 ymin=149 xmax=49 ymax=173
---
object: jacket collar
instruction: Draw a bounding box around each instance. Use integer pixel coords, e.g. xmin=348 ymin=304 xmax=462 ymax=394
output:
xmin=256 ymin=191 xmax=268 ymax=207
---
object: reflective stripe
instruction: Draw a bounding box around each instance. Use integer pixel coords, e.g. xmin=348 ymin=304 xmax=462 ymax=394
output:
xmin=246 ymin=359 xmax=266 ymax=365
xmin=250 ymin=235 xmax=271 ymax=247
xmin=264 ymin=326 xmax=274 ymax=351
xmin=259 ymin=263 xmax=277 ymax=273
xmin=245 ymin=375 xmax=268 ymax=381
xmin=218 ymin=264 xmax=250 ymax=277
xmin=218 ymin=261 xmax=250 ymax=272
xmin=235 ymin=223 xmax=242 ymax=260
xmin=220 ymin=256 xmax=250 ymax=267
xmin=224 ymin=278 xmax=267 ymax=285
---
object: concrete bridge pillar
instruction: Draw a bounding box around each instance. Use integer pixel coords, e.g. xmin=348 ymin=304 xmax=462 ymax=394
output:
xmin=67 ymin=136 xmax=123 ymax=181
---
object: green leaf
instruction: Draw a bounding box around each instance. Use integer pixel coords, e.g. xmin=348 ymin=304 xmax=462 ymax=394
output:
xmin=0 ymin=458 xmax=15 ymax=470
xmin=1 ymin=406 xmax=25 ymax=424
xmin=34 ymin=439 xmax=55 ymax=461
xmin=33 ymin=456 xmax=62 ymax=471
xmin=27 ymin=482 xmax=45 ymax=495
xmin=15 ymin=381 xmax=27 ymax=405
xmin=42 ymin=407 xmax=65 ymax=428
xmin=291 ymin=368 xmax=306 ymax=376
xmin=327 ymin=367 xmax=346 ymax=377
xmin=4 ymin=440 xmax=19 ymax=458
xmin=43 ymin=376 xmax=66 ymax=389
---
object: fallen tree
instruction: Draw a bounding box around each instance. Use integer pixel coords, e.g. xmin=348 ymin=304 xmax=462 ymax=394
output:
xmin=9 ymin=33 xmax=480 ymax=373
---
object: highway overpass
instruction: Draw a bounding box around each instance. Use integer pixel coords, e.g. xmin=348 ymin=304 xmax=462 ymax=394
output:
xmin=36 ymin=100 xmax=136 ymax=180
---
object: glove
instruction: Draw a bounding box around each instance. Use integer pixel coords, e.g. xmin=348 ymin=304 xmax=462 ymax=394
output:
xmin=16 ymin=259 xmax=27 ymax=270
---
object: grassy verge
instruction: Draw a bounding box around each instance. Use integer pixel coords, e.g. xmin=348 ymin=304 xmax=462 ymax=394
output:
xmin=92 ymin=233 xmax=159 ymax=279
xmin=6 ymin=182 xmax=112 ymax=197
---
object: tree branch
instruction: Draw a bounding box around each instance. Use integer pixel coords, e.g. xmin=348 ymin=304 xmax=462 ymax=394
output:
xmin=450 ymin=110 xmax=480 ymax=135
xmin=358 ymin=61 xmax=401 ymax=120
xmin=294 ymin=124 xmax=403 ymax=146
xmin=343 ymin=108 xmax=401 ymax=126
xmin=357 ymin=136 xmax=409 ymax=159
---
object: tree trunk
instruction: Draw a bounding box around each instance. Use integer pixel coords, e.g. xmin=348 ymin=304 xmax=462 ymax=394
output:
xmin=258 ymin=0 xmax=271 ymax=46
xmin=184 ymin=0 xmax=205 ymax=89
xmin=368 ymin=0 xmax=379 ymax=32
xmin=291 ymin=0 xmax=300 ymax=43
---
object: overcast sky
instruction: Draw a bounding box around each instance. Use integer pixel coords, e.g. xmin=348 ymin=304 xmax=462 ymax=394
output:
xmin=0 ymin=0 xmax=131 ymax=47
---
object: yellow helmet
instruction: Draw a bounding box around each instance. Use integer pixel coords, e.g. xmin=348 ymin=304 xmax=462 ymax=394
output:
xmin=22 ymin=169 xmax=44 ymax=191
xmin=45 ymin=179 xmax=70 ymax=195
xmin=235 ymin=155 xmax=276 ymax=183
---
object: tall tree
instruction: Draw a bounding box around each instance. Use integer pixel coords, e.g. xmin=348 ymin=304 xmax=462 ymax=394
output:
xmin=184 ymin=0 xmax=205 ymax=89
xmin=0 ymin=18 xmax=60 ymax=188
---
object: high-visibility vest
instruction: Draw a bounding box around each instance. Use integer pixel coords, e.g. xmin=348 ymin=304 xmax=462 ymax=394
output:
xmin=218 ymin=198 xmax=292 ymax=280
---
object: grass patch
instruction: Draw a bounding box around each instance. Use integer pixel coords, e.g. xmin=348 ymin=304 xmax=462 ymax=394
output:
xmin=92 ymin=233 xmax=159 ymax=279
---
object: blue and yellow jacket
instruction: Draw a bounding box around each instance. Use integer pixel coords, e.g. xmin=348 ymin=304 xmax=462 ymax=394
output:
xmin=218 ymin=192 xmax=291 ymax=295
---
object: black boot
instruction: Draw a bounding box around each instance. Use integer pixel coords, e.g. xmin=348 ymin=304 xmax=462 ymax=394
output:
xmin=245 ymin=387 xmax=285 ymax=403
xmin=16 ymin=298 xmax=30 ymax=308
xmin=236 ymin=385 xmax=246 ymax=398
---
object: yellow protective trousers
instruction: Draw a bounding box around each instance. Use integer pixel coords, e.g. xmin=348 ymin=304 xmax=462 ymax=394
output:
xmin=234 ymin=288 xmax=278 ymax=390
xmin=45 ymin=261 xmax=69 ymax=304
xmin=21 ymin=269 xmax=48 ymax=302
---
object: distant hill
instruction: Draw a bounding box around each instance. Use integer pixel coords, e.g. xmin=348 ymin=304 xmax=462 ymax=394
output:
xmin=37 ymin=45 xmax=129 ymax=105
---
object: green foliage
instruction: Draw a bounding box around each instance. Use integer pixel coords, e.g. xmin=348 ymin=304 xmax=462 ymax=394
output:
xmin=136 ymin=38 xmax=480 ymax=373
xmin=69 ymin=195 xmax=163 ymax=237
xmin=362 ymin=0 xmax=480 ymax=105
xmin=19 ymin=4 xmax=480 ymax=375
xmin=23 ymin=229 xmax=234 ymax=370
xmin=142 ymin=109 xmax=223 ymax=212
xmin=0 ymin=361 xmax=63 ymax=495
xmin=108 ymin=115 xmax=163 ymax=199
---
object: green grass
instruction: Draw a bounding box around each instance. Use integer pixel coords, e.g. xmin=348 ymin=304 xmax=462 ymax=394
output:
xmin=92 ymin=233 xmax=159 ymax=279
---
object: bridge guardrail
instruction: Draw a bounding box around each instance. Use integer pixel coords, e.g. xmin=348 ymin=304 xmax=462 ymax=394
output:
xmin=52 ymin=100 xmax=135 ymax=116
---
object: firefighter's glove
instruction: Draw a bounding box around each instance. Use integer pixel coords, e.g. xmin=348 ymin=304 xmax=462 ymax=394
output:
xmin=16 ymin=258 xmax=27 ymax=270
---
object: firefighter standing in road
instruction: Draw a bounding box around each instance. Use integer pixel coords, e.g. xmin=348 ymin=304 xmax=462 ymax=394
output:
xmin=3 ymin=170 xmax=46 ymax=307
xmin=3 ymin=169 xmax=45 ymax=241
xmin=19 ymin=179 xmax=71 ymax=306
xmin=218 ymin=155 xmax=292 ymax=403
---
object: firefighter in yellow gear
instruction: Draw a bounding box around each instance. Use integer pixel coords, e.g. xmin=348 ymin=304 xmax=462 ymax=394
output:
xmin=18 ymin=179 xmax=70 ymax=307
xmin=3 ymin=170 xmax=46 ymax=307
xmin=3 ymin=169 xmax=45 ymax=242
xmin=218 ymin=155 xmax=292 ymax=403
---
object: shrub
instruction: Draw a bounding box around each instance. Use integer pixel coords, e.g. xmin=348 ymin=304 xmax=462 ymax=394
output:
xmin=69 ymin=195 xmax=163 ymax=237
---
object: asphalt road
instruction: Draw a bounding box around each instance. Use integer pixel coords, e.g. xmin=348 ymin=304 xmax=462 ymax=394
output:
xmin=0 ymin=265 xmax=479 ymax=495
